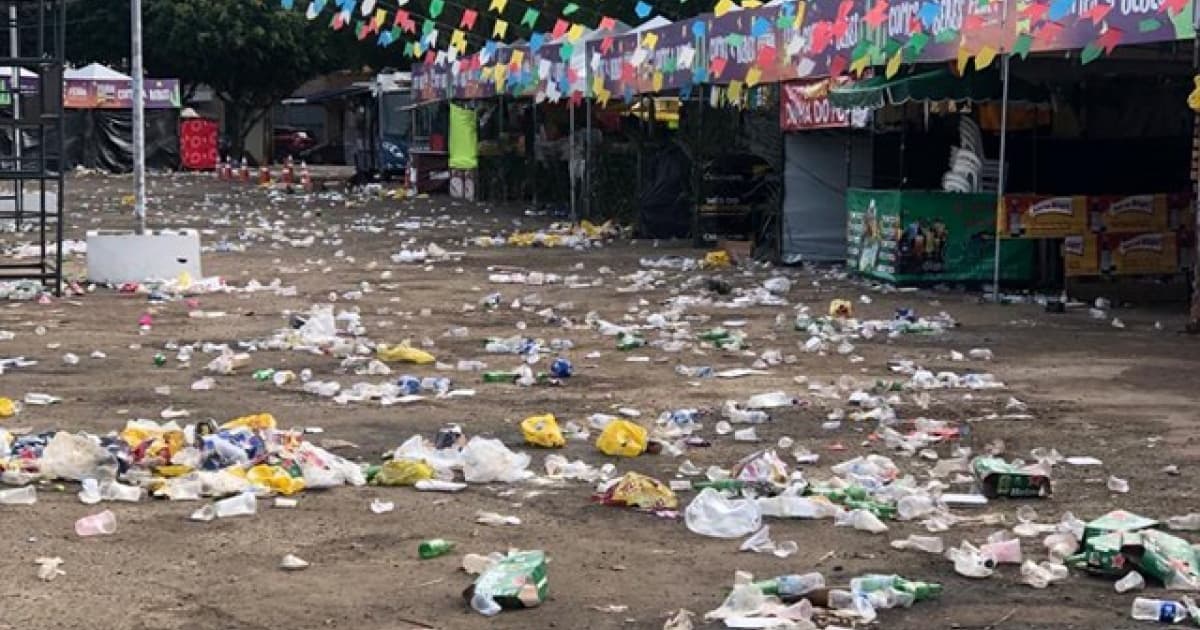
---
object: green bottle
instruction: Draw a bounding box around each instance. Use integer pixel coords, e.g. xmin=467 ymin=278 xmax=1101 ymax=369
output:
xmin=253 ymin=368 xmax=276 ymax=381
xmin=698 ymin=328 xmax=730 ymax=342
xmin=418 ymin=539 xmax=455 ymax=559
xmin=482 ymin=371 xmax=519 ymax=383
xmin=616 ymin=332 xmax=645 ymax=350
xmin=894 ymin=578 xmax=942 ymax=601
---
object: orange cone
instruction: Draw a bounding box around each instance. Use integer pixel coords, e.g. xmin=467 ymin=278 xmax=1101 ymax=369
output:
xmin=300 ymin=161 xmax=312 ymax=193
xmin=282 ymin=156 xmax=294 ymax=185
xmin=238 ymin=157 xmax=249 ymax=182
xmin=258 ymin=165 xmax=271 ymax=186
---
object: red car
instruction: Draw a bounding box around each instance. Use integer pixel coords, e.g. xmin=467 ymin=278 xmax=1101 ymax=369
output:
xmin=273 ymin=126 xmax=317 ymax=161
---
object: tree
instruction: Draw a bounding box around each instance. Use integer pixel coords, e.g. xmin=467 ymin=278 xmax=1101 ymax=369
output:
xmin=67 ymin=0 xmax=391 ymax=159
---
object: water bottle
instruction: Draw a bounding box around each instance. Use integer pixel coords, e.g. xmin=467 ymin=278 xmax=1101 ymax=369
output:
xmin=550 ymin=357 xmax=573 ymax=378
xmin=754 ymin=573 xmax=826 ymax=601
xmin=421 ymin=376 xmax=451 ymax=395
xmin=1131 ymin=598 xmax=1189 ymax=623
xmin=418 ymin=539 xmax=455 ymax=559
xmin=396 ymin=375 xmax=421 ymax=396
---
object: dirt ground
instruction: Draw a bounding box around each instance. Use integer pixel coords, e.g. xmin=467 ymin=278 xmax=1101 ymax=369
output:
xmin=0 ymin=172 xmax=1195 ymax=630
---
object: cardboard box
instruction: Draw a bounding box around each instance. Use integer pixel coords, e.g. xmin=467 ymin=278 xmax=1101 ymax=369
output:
xmin=1063 ymin=233 xmax=1100 ymax=277
xmin=1090 ymin=194 xmax=1170 ymax=233
xmin=1001 ymin=195 xmax=1088 ymax=239
xmin=1101 ymin=232 xmax=1180 ymax=276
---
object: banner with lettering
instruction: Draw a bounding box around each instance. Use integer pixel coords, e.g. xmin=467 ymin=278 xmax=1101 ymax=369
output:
xmin=63 ymin=79 xmax=180 ymax=109
xmin=782 ymin=78 xmax=852 ymax=129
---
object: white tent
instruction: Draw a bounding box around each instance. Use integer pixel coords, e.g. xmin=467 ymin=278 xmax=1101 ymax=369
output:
xmin=0 ymin=66 xmax=36 ymax=80
xmin=65 ymin=63 xmax=131 ymax=82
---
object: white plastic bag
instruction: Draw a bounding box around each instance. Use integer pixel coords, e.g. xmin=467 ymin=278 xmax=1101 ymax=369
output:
xmin=39 ymin=432 xmax=116 ymax=481
xmin=685 ymin=488 xmax=762 ymax=538
xmin=462 ymin=437 xmax=532 ymax=483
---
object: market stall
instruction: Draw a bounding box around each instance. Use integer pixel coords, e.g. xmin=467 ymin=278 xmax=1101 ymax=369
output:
xmin=62 ymin=63 xmax=181 ymax=172
xmin=829 ymin=67 xmax=1043 ymax=284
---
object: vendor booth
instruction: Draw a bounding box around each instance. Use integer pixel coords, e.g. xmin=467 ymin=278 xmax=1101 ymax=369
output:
xmin=62 ymin=63 xmax=181 ymax=172
xmin=828 ymin=67 xmax=1043 ymax=284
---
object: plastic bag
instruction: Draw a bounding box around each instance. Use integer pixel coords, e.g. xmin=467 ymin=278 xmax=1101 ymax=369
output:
xmin=462 ymin=437 xmax=532 ymax=483
xmin=521 ymin=414 xmax=565 ymax=448
xmin=39 ymin=432 xmax=118 ymax=481
xmin=598 ymin=472 xmax=678 ymax=510
xmin=0 ymin=397 xmax=15 ymax=418
xmin=372 ymin=459 xmax=435 ymax=486
xmin=246 ymin=464 xmax=306 ymax=495
xmin=702 ymin=250 xmax=731 ymax=269
xmin=685 ymin=488 xmax=762 ymax=538
xmin=376 ymin=344 xmax=435 ymax=364
xmin=596 ymin=420 xmax=648 ymax=457
xmin=221 ymin=413 xmax=277 ymax=431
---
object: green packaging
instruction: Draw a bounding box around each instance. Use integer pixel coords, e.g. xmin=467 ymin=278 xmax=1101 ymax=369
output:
xmin=470 ymin=550 xmax=548 ymax=612
xmin=970 ymin=456 xmax=1052 ymax=498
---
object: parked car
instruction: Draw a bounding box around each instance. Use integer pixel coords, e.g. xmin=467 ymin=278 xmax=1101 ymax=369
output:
xmin=273 ymin=126 xmax=317 ymax=161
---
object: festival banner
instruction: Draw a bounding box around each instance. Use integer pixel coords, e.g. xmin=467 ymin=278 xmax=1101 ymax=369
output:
xmin=1014 ymin=0 xmax=1194 ymax=60
xmin=63 ymin=78 xmax=180 ymax=109
xmin=588 ymin=19 xmax=703 ymax=101
xmin=781 ymin=78 xmax=852 ymax=129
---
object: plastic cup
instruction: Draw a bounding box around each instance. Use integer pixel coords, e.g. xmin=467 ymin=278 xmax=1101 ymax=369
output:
xmin=981 ymin=538 xmax=1022 ymax=565
xmin=75 ymin=510 xmax=117 ymax=536
xmin=214 ymin=492 xmax=257 ymax=518
xmin=102 ymin=482 xmax=144 ymax=503
xmin=0 ymin=485 xmax=37 ymax=505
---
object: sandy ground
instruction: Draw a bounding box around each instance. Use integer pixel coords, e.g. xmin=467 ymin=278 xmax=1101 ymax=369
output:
xmin=0 ymin=172 xmax=1195 ymax=630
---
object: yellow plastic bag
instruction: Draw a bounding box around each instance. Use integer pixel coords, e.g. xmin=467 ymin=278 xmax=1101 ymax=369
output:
xmin=521 ymin=414 xmax=565 ymax=448
xmin=0 ymin=397 xmax=15 ymax=418
xmin=603 ymin=472 xmax=678 ymax=510
xmin=373 ymin=459 xmax=435 ymax=486
xmin=829 ymin=299 xmax=854 ymax=318
xmin=222 ymin=413 xmax=278 ymax=431
xmin=702 ymin=250 xmax=731 ymax=269
xmin=376 ymin=344 xmax=436 ymax=364
xmin=596 ymin=420 xmax=648 ymax=457
xmin=247 ymin=464 xmax=306 ymax=495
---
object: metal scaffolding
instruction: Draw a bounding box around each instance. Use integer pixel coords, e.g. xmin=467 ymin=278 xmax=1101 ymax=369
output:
xmin=0 ymin=0 xmax=64 ymax=294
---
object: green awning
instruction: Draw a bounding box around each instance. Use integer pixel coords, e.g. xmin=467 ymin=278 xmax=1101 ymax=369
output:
xmin=828 ymin=68 xmax=1047 ymax=110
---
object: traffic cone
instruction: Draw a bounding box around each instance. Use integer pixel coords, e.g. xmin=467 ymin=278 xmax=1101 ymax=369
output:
xmin=238 ymin=157 xmax=249 ymax=182
xmin=258 ymin=165 xmax=271 ymax=186
xmin=299 ymin=161 xmax=312 ymax=193
xmin=282 ymin=156 xmax=294 ymax=185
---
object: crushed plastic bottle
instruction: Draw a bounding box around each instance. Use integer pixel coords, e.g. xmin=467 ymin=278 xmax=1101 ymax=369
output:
xmin=1131 ymin=598 xmax=1189 ymax=623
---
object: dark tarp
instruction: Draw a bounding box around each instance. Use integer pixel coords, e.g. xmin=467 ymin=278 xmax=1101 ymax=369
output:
xmin=638 ymin=141 xmax=692 ymax=239
xmin=61 ymin=109 xmax=179 ymax=172
xmin=828 ymin=68 xmax=1048 ymax=110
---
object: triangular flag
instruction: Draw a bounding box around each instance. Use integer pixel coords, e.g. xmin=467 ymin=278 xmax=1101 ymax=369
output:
xmin=460 ymin=9 xmax=477 ymax=30
xmin=746 ymin=66 xmax=762 ymax=87
xmin=521 ymin=7 xmax=538 ymax=28
xmin=974 ymin=44 xmax=997 ymax=70
xmin=885 ymin=48 xmax=902 ymax=78
xmin=488 ymin=0 xmax=507 ymax=12
xmin=493 ymin=19 xmax=508 ymax=38
xmin=715 ymin=0 xmax=736 ymax=17
xmin=429 ymin=0 xmax=444 ymax=19
xmin=956 ymin=46 xmax=971 ymax=75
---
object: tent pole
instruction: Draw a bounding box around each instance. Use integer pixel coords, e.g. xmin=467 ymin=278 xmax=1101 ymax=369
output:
xmin=992 ymin=52 xmax=1012 ymax=302
xmin=1191 ymin=32 xmax=1200 ymax=329
xmin=131 ymin=0 xmax=146 ymax=235
xmin=10 ymin=3 xmax=21 ymax=231
xmin=569 ymin=99 xmax=576 ymax=223
xmin=585 ymin=97 xmax=592 ymax=221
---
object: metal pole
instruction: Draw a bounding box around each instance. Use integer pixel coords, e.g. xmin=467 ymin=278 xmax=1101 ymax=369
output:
xmin=585 ymin=97 xmax=592 ymax=221
xmin=992 ymin=53 xmax=1011 ymax=302
xmin=569 ymin=100 xmax=576 ymax=222
xmin=131 ymin=0 xmax=146 ymax=234
xmin=10 ymin=3 xmax=21 ymax=229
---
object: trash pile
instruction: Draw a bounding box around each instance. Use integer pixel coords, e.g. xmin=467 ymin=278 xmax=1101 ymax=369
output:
xmin=469 ymin=220 xmax=618 ymax=249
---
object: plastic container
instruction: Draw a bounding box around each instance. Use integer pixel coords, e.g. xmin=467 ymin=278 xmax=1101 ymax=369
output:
xmin=214 ymin=492 xmax=257 ymax=518
xmin=75 ymin=509 xmax=117 ymax=536
xmin=0 ymin=485 xmax=37 ymax=505
xmin=1131 ymin=598 xmax=1188 ymax=623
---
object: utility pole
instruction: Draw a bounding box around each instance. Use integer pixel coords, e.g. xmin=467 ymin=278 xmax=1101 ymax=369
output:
xmin=131 ymin=0 xmax=146 ymax=234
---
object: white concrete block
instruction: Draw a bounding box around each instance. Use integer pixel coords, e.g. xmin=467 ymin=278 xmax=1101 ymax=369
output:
xmin=86 ymin=229 xmax=202 ymax=284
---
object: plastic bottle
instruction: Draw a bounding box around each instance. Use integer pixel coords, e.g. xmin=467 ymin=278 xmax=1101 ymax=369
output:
xmin=616 ymin=332 xmax=645 ymax=350
xmin=0 ymin=485 xmax=37 ymax=505
xmin=753 ymin=573 xmax=826 ymax=601
xmin=1131 ymin=598 xmax=1189 ymax=623
xmin=890 ymin=535 xmax=945 ymax=553
xmin=418 ymin=539 xmax=455 ymax=559
xmin=1116 ymin=572 xmax=1146 ymax=593
xmin=828 ymin=589 xmax=877 ymax=622
xmin=482 ymin=371 xmax=519 ymax=383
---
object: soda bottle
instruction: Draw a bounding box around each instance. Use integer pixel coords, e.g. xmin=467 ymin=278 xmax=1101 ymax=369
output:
xmin=418 ymin=539 xmax=455 ymax=559
xmin=482 ymin=371 xmax=519 ymax=383
xmin=754 ymin=573 xmax=826 ymax=601
xmin=252 ymin=369 xmax=276 ymax=382
xmin=698 ymin=328 xmax=730 ymax=342
xmin=893 ymin=578 xmax=942 ymax=601
xmin=1131 ymin=598 xmax=1189 ymax=623
xmin=616 ymin=332 xmax=645 ymax=350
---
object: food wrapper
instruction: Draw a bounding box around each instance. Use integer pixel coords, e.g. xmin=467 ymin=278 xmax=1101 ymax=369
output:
xmin=597 ymin=472 xmax=678 ymax=510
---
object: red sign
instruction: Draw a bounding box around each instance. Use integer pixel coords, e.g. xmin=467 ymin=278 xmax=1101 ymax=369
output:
xmin=180 ymin=118 xmax=218 ymax=171
xmin=781 ymin=78 xmax=850 ymax=131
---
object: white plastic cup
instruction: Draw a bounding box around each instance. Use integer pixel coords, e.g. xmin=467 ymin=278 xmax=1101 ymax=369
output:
xmin=0 ymin=485 xmax=37 ymax=505
xmin=214 ymin=492 xmax=257 ymax=518
xmin=101 ymin=481 xmax=144 ymax=503
xmin=75 ymin=510 xmax=117 ymax=536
